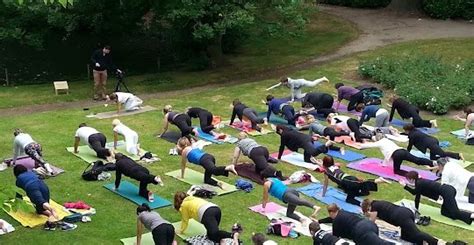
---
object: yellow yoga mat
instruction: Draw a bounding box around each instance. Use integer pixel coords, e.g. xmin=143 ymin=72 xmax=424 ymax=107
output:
xmin=3 ymin=197 xmax=70 ymax=228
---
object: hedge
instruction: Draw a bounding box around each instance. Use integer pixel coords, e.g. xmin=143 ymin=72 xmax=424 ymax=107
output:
xmin=422 ymin=0 xmax=473 ymax=19
xmin=320 ymin=0 xmax=391 ymax=8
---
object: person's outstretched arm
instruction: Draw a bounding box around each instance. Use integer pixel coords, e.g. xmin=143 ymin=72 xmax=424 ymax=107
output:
xmin=367 ymin=211 xmax=378 ymax=222
xmin=113 ymin=131 xmax=119 ymax=149
xmin=322 ymin=174 xmax=329 ymax=197
xmin=389 ymin=102 xmax=396 ymax=122
xmin=136 ymin=218 xmax=143 ymax=245
xmin=116 ymin=102 xmax=121 ymax=114
xmin=115 ymin=167 xmax=122 ymax=189
xmin=407 ymin=136 xmax=414 ymax=152
xmin=180 ymin=148 xmax=188 ymax=178
xmin=231 ymin=147 xmax=241 ymax=165
xmin=12 ymin=140 xmax=20 ymax=164
xmin=262 ymin=181 xmax=271 ymax=209
xmin=74 ymin=137 xmax=81 ymax=153
xmin=230 ymin=107 xmax=237 ymax=125
xmin=465 ymin=115 xmax=473 ymax=138
xmin=277 ymin=136 xmax=286 ymax=159
xmin=159 ymin=116 xmax=169 ymax=136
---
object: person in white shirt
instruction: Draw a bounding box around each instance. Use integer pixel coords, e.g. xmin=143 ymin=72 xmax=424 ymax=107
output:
xmin=108 ymin=92 xmax=143 ymax=113
xmin=359 ymin=138 xmax=436 ymax=177
xmin=12 ymin=129 xmax=54 ymax=175
xmin=269 ymin=76 xmax=329 ymax=102
xmin=437 ymin=157 xmax=474 ymax=203
xmin=112 ymin=119 xmax=142 ymax=156
xmin=74 ymin=123 xmax=112 ymax=160
xmin=327 ymin=113 xmax=351 ymax=132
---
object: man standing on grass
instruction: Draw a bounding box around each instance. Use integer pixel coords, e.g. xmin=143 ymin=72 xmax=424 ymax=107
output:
xmin=90 ymin=45 xmax=121 ymax=100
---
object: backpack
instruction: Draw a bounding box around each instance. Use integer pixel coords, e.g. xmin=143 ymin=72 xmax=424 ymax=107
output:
xmin=361 ymin=87 xmax=383 ymax=105
xmin=81 ymin=161 xmax=107 ymax=181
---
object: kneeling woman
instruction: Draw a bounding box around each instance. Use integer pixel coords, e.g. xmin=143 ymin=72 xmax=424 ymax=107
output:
xmin=322 ymin=156 xmax=389 ymax=206
xmin=186 ymin=107 xmax=223 ymax=139
xmin=262 ymin=177 xmax=320 ymax=222
xmin=136 ymin=203 xmax=175 ymax=245
xmin=174 ymin=192 xmax=240 ymax=244
xmin=159 ymin=105 xmax=198 ymax=139
xmin=177 ymin=137 xmax=237 ymax=189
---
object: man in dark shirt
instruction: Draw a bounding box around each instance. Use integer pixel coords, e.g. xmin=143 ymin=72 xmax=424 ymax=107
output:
xmin=90 ymin=45 xmax=121 ymax=100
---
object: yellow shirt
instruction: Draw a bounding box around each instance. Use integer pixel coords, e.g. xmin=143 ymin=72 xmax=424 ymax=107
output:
xmin=179 ymin=196 xmax=209 ymax=233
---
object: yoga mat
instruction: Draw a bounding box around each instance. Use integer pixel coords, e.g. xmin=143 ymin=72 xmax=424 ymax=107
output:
xmin=334 ymin=136 xmax=362 ymax=149
xmin=409 ymin=151 xmax=473 ymax=169
xmin=160 ymin=131 xmax=182 ymax=144
xmin=270 ymin=151 xmax=321 ymax=171
xmin=103 ymin=181 xmax=171 ymax=209
xmin=451 ymin=129 xmax=473 ymax=139
xmin=172 ymin=219 xmax=207 ymax=240
xmin=66 ymin=141 xmax=142 ymax=163
xmin=120 ymin=233 xmax=154 ymax=245
xmin=362 ymin=125 xmax=408 ymax=143
xmin=93 ymin=105 xmax=157 ymax=119
xmin=347 ymin=158 xmax=439 ymax=181
xmin=3 ymin=197 xmax=70 ymax=228
xmin=257 ymin=112 xmax=297 ymax=129
xmin=396 ymin=199 xmax=474 ymax=231
xmin=235 ymin=163 xmax=265 ymax=185
xmin=390 ymin=119 xmax=439 ymax=134
xmin=195 ymin=128 xmax=237 ymax=144
xmin=165 ymin=168 xmax=238 ymax=195
xmin=297 ymin=183 xmax=362 ymax=214
xmin=332 ymin=102 xmax=362 ymax=116
xmin=0 ymin=219 xmax=14 ymax=235
xmin=313 ymin=141 xmax=366 ymax=162
xmin=228 ymin=121 xmax=273 ymax=136
xmin=428 ymin=196 xmax=474 ymax=213
xmin=4 ymin=157 xmax=64 ymax=176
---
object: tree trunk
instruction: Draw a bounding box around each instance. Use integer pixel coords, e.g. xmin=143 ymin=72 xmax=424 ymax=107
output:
xmin=386 ymin=0 xmax=422 ymax=14
xmin=206 ymin=35 xmax=225 ymax=68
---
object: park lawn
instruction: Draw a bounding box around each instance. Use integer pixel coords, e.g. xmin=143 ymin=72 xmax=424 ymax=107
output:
xmin=0 ymin=11 xmax=358 ymax=109
xmin=1 ymin=39 xmax=474 ymax=244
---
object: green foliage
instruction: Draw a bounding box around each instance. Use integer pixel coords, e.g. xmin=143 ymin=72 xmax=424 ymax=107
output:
xmin=422 ymin=0 xmax=473 ymax=19
xmin=0 ymin=185 xmax=32 ymax=213
xmin=359 ymin=55 xmax=474 ymax=114
xmin=320 ymin=0 xmax=391 ymax=8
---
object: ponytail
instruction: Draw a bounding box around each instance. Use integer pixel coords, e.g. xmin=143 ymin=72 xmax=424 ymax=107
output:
xmin=136 ymin=203 xmax=151 ymax=215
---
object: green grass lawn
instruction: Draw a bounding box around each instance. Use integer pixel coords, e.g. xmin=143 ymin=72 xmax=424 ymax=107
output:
xmin=1 ymin=38 xmax=474 ymax=244
xmin=0 ymin=11 xmax=358 ymax=109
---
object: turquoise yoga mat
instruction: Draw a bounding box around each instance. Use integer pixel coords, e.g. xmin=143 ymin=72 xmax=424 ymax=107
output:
xmin=103 ymin=181 xmax=171 ymax=209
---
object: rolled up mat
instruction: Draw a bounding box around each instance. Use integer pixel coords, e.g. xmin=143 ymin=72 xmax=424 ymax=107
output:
xmin=165 ymin=168 xmax=237 ymax=195
xmin=160 ymin=131 xmax=182 ymax=144
xmin=297 ymin=183 xmax=362 ymax=214
xmin=235 ymin=163 xmax=265 ymax=185
xmin=66 ymin=140 xmax=145 ymax=163
xmin=6 ymin=156 xmax=64 ymax=176
xmin=103 ymin=181 xmax=171 ymax=209
xmin=390 ymin=119 xmax=439 ymax=134
xmin=313 ymin=141 xmax=365 ymax=162
xmin=347 ymin=158 xmax=439 ymax=181
xmin=93 ymin=105 xmax=157 ymax=119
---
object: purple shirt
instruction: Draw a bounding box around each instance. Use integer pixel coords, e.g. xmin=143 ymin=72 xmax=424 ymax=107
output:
xmin=337 ymin=86 xmax=359 ymax=101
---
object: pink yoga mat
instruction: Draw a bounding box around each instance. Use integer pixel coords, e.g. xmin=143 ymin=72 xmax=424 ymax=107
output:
xmin=230 ymin=122 xmax=254 ymax=132
xmin=347 ymin=158 xmax=438 ymax=181
xmin=249 ymin=202 xmax=284 ymax=214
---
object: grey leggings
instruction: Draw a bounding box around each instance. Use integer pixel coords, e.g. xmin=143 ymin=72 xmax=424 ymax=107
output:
xmin=375 ymin=110 xmax=389 ymax=127
xmin=282 ymin=188 xmax=314 ymax=221
xmin=243 ymin=108 xmax=264 ymax=130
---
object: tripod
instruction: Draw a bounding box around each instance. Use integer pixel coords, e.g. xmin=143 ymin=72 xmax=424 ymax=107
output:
xmin=114 ymin=72 xmax=131 ymax=93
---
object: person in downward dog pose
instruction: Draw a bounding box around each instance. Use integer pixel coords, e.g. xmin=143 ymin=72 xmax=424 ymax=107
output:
xmin=388 ymin=95 xmax=437 ymax=128
xmin=334 ymin=83 xmax=363 ymax=112
xmin=300 ymin=92 xmax=335 ymax=118
xmin=266 ymin=95 xmax=297 ymax=126
xmin=74 ymin=123 xmax=113 ymax=161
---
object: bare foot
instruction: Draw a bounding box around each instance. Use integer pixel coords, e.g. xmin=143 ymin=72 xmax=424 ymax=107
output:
xmin=311 ymin=206 xmax=321 ymax=218
xmin=155 ymin=176 xmax=164 ymax=186
xmin=430 ymin=120 xmax=438 ymax=128
xmin=225 ymin=165 xmax=238 ymax=176
xmin=340 ymin=147 xmax=345 ymax=155
xmin=460 ymin=153 xmax=465 ymax=161
xmin=375 ymin=177 xmax=391 ymax=184
xmin=349 ymin=132 xmax=356 ymax=142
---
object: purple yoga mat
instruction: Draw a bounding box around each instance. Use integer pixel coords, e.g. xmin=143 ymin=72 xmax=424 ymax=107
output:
xmin=332 ymin=102 xmax=362 ymax=116
xmin=347 ymin=158 xmax=438 ymax=181
xmin=10 ymin=157 xmax=64 ymax=176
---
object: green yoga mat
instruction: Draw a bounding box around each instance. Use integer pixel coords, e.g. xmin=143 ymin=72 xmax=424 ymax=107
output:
xmin=66 ymin=141 xmax=143 ymax=163
xmin=120 ymin=232 xmax=154 ymax=245
xmin=103 ymin=181 xmax=171 ymax=209
xmin=396 ymin=199 xmax=474 ymax=231
xmin=165 ymin=168 xmax=238 ymax=195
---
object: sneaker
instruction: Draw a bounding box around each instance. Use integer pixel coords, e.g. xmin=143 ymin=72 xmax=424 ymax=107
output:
xmin=148 ymin=192 xmax=155 ymax=202
xmin=44 ymin=221 xmax=57 ymax=231
xmin=58 ymin=221 xmax=77 ymax=231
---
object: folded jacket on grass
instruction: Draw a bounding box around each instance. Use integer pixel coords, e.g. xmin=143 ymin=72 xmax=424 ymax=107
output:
xmin=313 ymin=141 xmax=366 ymax=162
xmin=235 ymin=163 xmax=265 ymax=185
xmin=451 ymin=129 xmax=473 ymax=139
xmin=0 ymin=219 xmax=14 ymax=235
xmin=165 ymin=168 xmax=237 ymax=195
xmin=270 ymin=151 xmax=321 ymax=171
xmin=4 ymin=156 xmax=64 ymax=176
xmin=297 ymin=183 xmax=362 ymax=214
xmin=332 ymin=102 xmax=362 ymax=116
xmin=66 ymin=140 xmax=143 ymax=163
xmin=3 ymin=197 xmax=70 ymax=228
xmin=92 ymin=105 xmax=157 ymax=119
xmin=160 ymin=131 xmax=182 ymax=144
xmin=347 ymin=158 xmax=439 ymax=181
xmin=172 ymin=219 xmax=207 ymax=240
xmin=103 ymin=181 xmax=171 ymax=209
xmin=396 ymin=199 xmax=474 ymax=231
xmin=334 ymin=136 xmax=362 ymax=149
xmin=195 ymin=127 xmax=237 ymax=144
xmin=390 ymin=119 xmax=439 ymax=134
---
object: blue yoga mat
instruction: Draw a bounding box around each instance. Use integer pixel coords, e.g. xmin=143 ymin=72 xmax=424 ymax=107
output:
xmin=313 ymin=141 xmax=365 ymax=162
xmin=297 ymin=183 xmax=362 ymax=214
xmin=390 ymin=119 xmax=439 ymax=134
xmin=195 ymin=128 xmax=223 ymax=144
xmin=103 ymin=181 xmax=171 ymax=209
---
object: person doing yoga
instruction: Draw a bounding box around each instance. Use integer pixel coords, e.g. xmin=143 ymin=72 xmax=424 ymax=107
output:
xmin=232 ymin=132 xmax=284 ymax=180
xmin=361 ymin=199 xmax=439 ymax=245
xmin=327 ymin=113 xmax=372 ymax=143
xmin=436 ymin=157 xmax=474 ymax=204
xmin=262 ymin=177 xmax=320 ymax=222
xmin=14 ymin=165 xmax=59 ymax=225
xmin=277 ymin=76 xmax=329 ymax=102
xmin=455 ymin=107 xmax=474 ymax=144
xmin=230 ymin=99 xmax=266 ymax=131
xmin=159 ymin=105 xmax=198 ymax=139
xmin=74 ymin=123 xmax=112 ymax=160
xmin=319 ymin=204 xmax=394 ymax=245
xmin=12 ymin=129 xmax=54 ymax=175
xmin=266 ymin=95 xmax=297 ymax=126
xmin=404 ymin=124 xmax=463 ymax=160
xmin=174 ymin=192 xmax=241 ymax=244
xmin=107 ymin=92 xmax=143 ymax=113
xmin=335 ymin=83 xmax=363 ymax=112
xmin=359 ymin=137 xmax=435 ymax=176
xmin=114 ymin=153 xmax=163 ymax=202
xmin=400 ymin=171 xmax=474 ymax=225
xmin=112 ymin=119 xmax=143 ymax=156
xmin=186 ymin=107 xmax=224 ymax=139
xmin=301 ymin=92 xmax=335 ymax=118
xmin=356 ymin=104 xmax=389 ymax=127
xmin=176 ymin=137 xmax=237 ymax=189
xmin=276 ymin=125 xmax=336 ymax=164
xmin=308 ymin=221 xmax=345 ymax=245
xmin=136 ymin=203 xmax=175 ymax=245
xmin=321 ymin=156 xmax=389 ymax=206
xmin=389 ymin=96 xmax=437 ymax=128
xmin=308 ymin=119 xmax=349 ymax=142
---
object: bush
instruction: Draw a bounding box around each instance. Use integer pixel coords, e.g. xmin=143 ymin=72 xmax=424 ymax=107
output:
xmin=422 ymin=0 xmax=473 ymax=19
xmin=358 ymin=55 xmax=474 ymax=114
xmin=321 ymin=0 xmax=391 ymax=8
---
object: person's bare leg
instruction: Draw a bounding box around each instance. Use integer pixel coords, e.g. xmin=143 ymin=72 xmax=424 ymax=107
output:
xmin=375 ymin=177 xmax=391 ymax=184
xmin=430 ymin=120 xmax=438 ymax=128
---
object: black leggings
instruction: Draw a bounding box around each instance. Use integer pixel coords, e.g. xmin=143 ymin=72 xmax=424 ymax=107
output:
xmin=323 ymin=127 xmax=350 ymax=141
xmin=88 ymin=133 xmax=108 ymax=159
xmin=281 ymin=105 xmax=296 ymax=126
xmin=302 ymin=142 xmax=328 ymax=163
xmin=391 ymin=149 xmax=434 ymax=176
xmin=393 ymin=208 xmax=438 ymax=245
xmin=152 ymin=223 xmax=175 ymax=245
xmin=201 ymin=207 xmax=233 ymax=243
xmin=428 ymin=144 xmax=461 ymax=160
xmin=340 ymin=176 xmax=377 ymax=206
xmin=125 ymin=165 xmax=158 ymax=198
xmin=282 ymin=188 xmax=315 ymax=221
xmin=352 ymin=220 xmax=392 ymax=245
xmin=439 ymin=185 xmax=472 ymax=225
xmin=199 ymin=112 xmax=215 ymax=134
xmin=249 ymin=147 xmax=278 ymax=178
xmin=199 ymin=154 xmax=229 ymax=186
xmin=411 ymin=113 xmax=432 ymax=128
xmin=347 ymin=91 xmax=364 ymax=111
xmin=347 ymin=118 xmax=372 ymax=142
xmin=173 ymin=114 xmax=194 ymax=137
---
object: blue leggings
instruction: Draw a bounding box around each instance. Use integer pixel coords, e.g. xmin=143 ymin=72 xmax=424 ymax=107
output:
xmin=25 ymin=181 xmax=50 ymax=214
xmin=281 ymin=105 xmax=296 ymax=126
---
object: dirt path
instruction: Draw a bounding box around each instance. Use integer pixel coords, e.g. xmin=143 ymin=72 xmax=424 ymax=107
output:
xmin=1 ymin=4 xmax=472 ymax=118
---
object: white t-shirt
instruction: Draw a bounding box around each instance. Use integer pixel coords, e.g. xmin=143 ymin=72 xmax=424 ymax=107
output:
xmin=330 ymin=115 xmax=351 ymax=132
xmin=115 ymin=92 xmax=133 ymax=104
xmin=113 ymin=123 xmax=137 ymax=138
xmin=441 ymin=160 xmax=474 ymax=199
xmin=75 ymin=126 xmax=100 ymax=144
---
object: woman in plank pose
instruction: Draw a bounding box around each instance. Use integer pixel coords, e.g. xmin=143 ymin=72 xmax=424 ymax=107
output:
xmin=388 ymin=95 xmax=437 ymax=128
xmin=136 ymin=203 xmax=176 ymax=245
